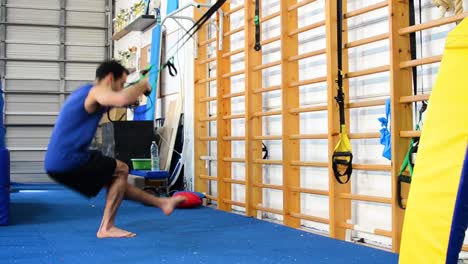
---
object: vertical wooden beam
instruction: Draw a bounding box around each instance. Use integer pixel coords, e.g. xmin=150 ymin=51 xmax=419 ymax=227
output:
xmin=216 ymin=2 xmax=232 ymax=211
xmin=194 ymin=3 xmax=209 ymax=194
xmin=245 ymin=0 xmax=263 ymax=217
xmin=326 ymin=0 xmax=352 ymax=240
xmin=281 ymin=0 xmax=300 ymax=227
xmin=389 ymin=0 xmax=413 ymax=253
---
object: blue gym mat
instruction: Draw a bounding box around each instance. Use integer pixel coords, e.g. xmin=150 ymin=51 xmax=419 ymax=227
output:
xmin=0 ymin=185 xmax=398 ymax=264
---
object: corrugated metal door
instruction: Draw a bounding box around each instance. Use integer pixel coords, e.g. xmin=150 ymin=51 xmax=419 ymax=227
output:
xmin=0 ymin=0 xmax=111 ymax=183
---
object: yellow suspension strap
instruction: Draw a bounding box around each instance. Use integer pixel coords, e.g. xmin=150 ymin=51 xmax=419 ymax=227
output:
xmin=332 ymin=0 xmax=353 ymax=184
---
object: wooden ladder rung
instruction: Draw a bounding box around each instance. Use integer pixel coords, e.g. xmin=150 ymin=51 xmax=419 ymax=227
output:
xmin=345 ymin=33 xmax=389 ymax=49
xmin=199 ymin=136 xmax=217 ymax=141
xmin=338 ymin=193 xmax=392 ymax=204
xmin=399 ymin=12 xmax=468 ymax=35
xmin=199 ymin=116 xmax=217 ymax=122
xmin=199 ymin=174 xmax=217 ymax=181
xmin=224 ymin=4 xmax=244 ymax=16
xmin=290 ymin=187 xmax=328 ymax=196
xmin=400 ymin=130 xmax=421 ymax=138
xmin=290 ymin=134 xmax=328 ymax=139
xmin=199 ymin=37 xmax=216 ymax=47
xmin=255 ymin=205 xmax=284 ymax=215
xmin=222 ymin=48 xmax=244 ymax=58
xmin=196 ymin=76 xmax=217 ymax=85
xmin=289 ymin=48 xmax=326 ymax=62
xmin=254 ymin=85 xmax=282 ymax=93
xmin=254 ymin=110 xmax=282 ymax=117
xmin=344 ymin=1 xmax=389 ymax=19
xmin=223 ymin=178 xmax=246 ymax=185
xmin=254 ymin=135 xmax=283 ymax=140
xmin=223 ymin=91 xmax=245 ymax=99
xmin=338 ymin=222 xmax=392 ymax=237
xmin=345 ymin=65 xmax=389 ymax=79
xmin=198 ymin=57 xmax=216 ymax=65
xmin=222 ymin=70 xmax=245 ymax=79
xmin=289 ymin=76 xmax=327 ymax=87
xmin=353 ymin=163 xmax=392 ymax=171
xmin=347 ymin=99 xmax=387 ymax=109
xmin=291 ymin=161 xmax=328 ymax=167
xmin=223 ymin=136 xmax=246 ymax=141
xmin=261 ymin=11 xmax=280 ymax=23
xmin=205 ymin=194 xmax=218 ymax=201
xmin=289 ymin=20 xmax=325 ymax=37
xmin=253 ymin=60 xmax=281 ymax=71
xmin=288 ymin=0 xmax=318 ymax=12
xmin=254 ymin=159 xmax=283 ymax=165
xmin=400 ymin=94 xmax=430 ymax=103
xmin=253 ymin=183 xmax=284 ymax=190
xmin=223 ymin=157 xmax=246 ymax=163
xmin=224 ymin=26 xmax=244 ymax=37
xmin=290 ymin=212 xmax=329 ymax=224
xmin=200 ymin=156 xmax=216 ymax=161
xmin=462 ymin=245 xmax=468 ymax=252
xmin=261 ymin=36 xmax=280 ymax=46
xmin=289 ymin=105 xmax=327 ymax=114
xmin=223 ymin=199 xmax=246 ymax=207
xmin=223 ymin=114 xmax=245 ymax=120
xmin=348 ymin=132 xmax=381 ymax=139
xmin=199 ymin=96 xmax=217 ymax=103
xmin=400 ymin=55 xmax=442 ymax=69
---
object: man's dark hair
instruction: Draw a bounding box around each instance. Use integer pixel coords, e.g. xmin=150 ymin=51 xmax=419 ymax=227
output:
xmin=95 ymin=60 xmax=129 ymax=81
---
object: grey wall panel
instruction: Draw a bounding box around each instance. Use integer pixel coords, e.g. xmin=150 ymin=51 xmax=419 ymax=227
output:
xmin=6 ymin=0 xmax=60 ymax=9
xmin=66 ymin=63 xmax=99 ymax=80
xmin=66 ymin=80 xmax=93 ymax=92
xmin=5 ymin=115 xmax=57 ymax=125
xmin=66 ymin=46 xmax=105 ymax=61
xmin=67 ymin=0 xmax=106 ymax=12
xmin=6 ymin=26 xmax=60 ymax=44
xmin=66 ymin=29 xmax=105 ymax=46
xmin=6 ymin=8 xmax=60 ymax=24
xmin=6 ymin=62 xmax=60 ymax=79
xmin=4 ymin=94 xmax=60 ymax=112
xmin=66 ymin=11 xmax=105 ymax=27
xmin=5 ymin=79 xmax=60 ymax=92
xmin=5 ymin=127 xmax=52 ymax=148
xmin=6 ymin=44 xmax=60 ymax=60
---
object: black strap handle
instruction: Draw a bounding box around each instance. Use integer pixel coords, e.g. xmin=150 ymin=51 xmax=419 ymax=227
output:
xmin=397 ymin=175 xmax=412 ymax=209
xmin=254 ymin=0 xmax=261 ymax=51
xmin=332 ymin=151 xmax=353 ymax=184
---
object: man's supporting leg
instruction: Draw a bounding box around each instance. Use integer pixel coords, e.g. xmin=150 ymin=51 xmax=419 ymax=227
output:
xmin=97 ymin=160 xmax=135 ymax=238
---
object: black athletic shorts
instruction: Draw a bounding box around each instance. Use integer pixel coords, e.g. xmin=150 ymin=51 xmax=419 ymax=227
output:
xmin=47 ymin=151 xmax=117 ymax=198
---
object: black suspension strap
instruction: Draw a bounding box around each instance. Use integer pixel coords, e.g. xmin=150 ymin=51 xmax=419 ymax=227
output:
xmin=332 ymin=0 xmax=353 ymax=184
xmin=254 ymin=0 xmax=261 ymax=51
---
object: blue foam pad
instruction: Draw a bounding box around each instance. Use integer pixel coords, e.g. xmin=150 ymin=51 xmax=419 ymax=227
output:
xmin=0 ymin=186 xmax=9 ymax=226
xmin=0 ymin=148 xmax=10 ymax=187
xmin=129 ymin=170 xmax=169 ymax=180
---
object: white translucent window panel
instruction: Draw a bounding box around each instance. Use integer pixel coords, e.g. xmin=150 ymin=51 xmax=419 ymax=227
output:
xmin=66 ymin=46 xmax=106 ymax=61
xmin=7 ymin=0 xmax=60 ymax=9
xmin=348 ymin=72 xmax=390 ymax=100
xmin=66 ymin=11 xmax=106 ymax=27
xmin=301 ymin=193 xmax=329 ymax=221
xmin=300 ymin=167 xmax=329 ymax=191
xmin=262 ymin=0 xmax=279 ymax=16
xmin=300 ymin=139 xmax=328 ymax=163
xmin=5 ymin=94 xmax=60 ymax=113
xmin=231 ymin=119 xmax=245 ymax=137
xmin=299 ymin=111 xmax=328 ymax=134
xmin=262 ymin=140 xmax=282 ymax=161
xmin=67 ymin=0 xmax=106 ymax=12
xmin=346 ymin=8 xmax=389 ymax=43
xmin=208 ymin=100 xmax=217 ymax=117
xmin=231 ymin=163 xmax=245 ymax=181
xmin=6 ymin=62 xmax=60 ymax=80
xmin=351 ymin=170 xmax=391 ymax=198
xmin=7 ymin=8 xmax=60 ymax=24
xmin=262 ymin=90 xmax=281 ymax=111
xmin=66 ymin=29 xmax=105 ymax=46
xmin=230 ymin=9 xmax=245 ymax=29
xmin=230 ymin=96 xmax=245 ymax=115
xmin=298 ymin=27 xmax=326 ymax=54
xmin=351 ymin=139 xmax=391 ymax=165
xmin=297 ymin=0 xmax=325 ymax=28
xmin=349 ymin=105 xmax=386 ymax=133
xmin=231 ymin=53 xmax=245 ymax=72
xmin=299 ymin=53 xmax=327 ymax=81
xmin=348 ymin=41 xmax=389 ymax=73
xmin=299 ymin=83 xmax=328 ymax=105
xmin=209 ymin=141 xmax=217 ymax=157
xmin=5 ymin=127 xmax=53 ymax=148
xmin=262 ymin=16 xmax=280 ymax=43
xmin=209 ymin=121 xmax=217 ymax=137
xmin=230 ymin=75 xmax=245 ymax=94
xmin=6 ymin=80 xmax=60 ymax=92
xmin=6 ymin=44 xmax=60 ymax=60
xmin=351 ymin=201 xmax=392 ymax=247
xmin=6 ymin=26 xmax=60 ymax=44
xmin=262 ymin=115 xmax=282 ymax=136
xmin=231 ymin=183 xmax=246 ymax=205
xmin=230 ymin=31 xmax=245 ymax=51
xmin=262 ymin=65 xmax=281 ymax=88
xmin=262 ymin=41 xmax=281 ymax=64
xmin=262 ymin=165 xmax=283 ymax=186
xmin=262 ymin=188 xmax=283 ymax=211
xmin=65 ymin=63 xmax=99 ymax=80
xmin=231 ymin=141 xmax=245 ymax=159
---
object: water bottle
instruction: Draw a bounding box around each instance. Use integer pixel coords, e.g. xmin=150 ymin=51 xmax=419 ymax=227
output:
xmin=150 ymin=141 xmax=159 ymax=171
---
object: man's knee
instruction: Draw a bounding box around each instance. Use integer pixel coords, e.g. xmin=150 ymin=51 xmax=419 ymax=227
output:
xmin=115 ymin=160 xmax=129 ymax=181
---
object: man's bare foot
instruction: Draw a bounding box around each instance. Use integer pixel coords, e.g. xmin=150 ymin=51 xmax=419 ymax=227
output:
xmin=160 ymin=196 xmax=187 ymax=216
xmin=97 ymin=226 xmax=136 ymax=238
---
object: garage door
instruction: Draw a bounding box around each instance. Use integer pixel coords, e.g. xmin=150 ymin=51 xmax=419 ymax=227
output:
xmin=0 ymin=0 xmax=111 ymax=182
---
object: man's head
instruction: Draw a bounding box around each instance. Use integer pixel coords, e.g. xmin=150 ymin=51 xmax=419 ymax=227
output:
xmin=95 ymin=60 xmax=129 ymax=91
